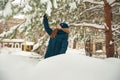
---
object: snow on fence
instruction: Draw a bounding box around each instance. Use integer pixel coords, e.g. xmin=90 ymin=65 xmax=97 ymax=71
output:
xmin=0 ymin=39 xmax=34 ymax=51
xmin=0 ymin=39 xmax=24 ymax=48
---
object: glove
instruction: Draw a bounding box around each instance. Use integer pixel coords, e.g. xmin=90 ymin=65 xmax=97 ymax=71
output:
xmin=43 ymin=14 xmax=48 ymax=18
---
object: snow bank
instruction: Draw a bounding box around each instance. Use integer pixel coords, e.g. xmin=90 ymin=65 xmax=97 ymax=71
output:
xmin=0 ymin=47 xmax=21 ymax=54
xmin=0 ymin=47 xmax=41 ymax=59
xmin=66 ymin=48 xmax=85 ymax=55
xmin=0 ymin=48 xmax=120 ymax=80
xmin=104 ymin=58 xmax=120 ymax=65
xmin=30 ymin=53 xmax=120 ymax=80
xmin=0 ymin=48 xmax=41 ymax=80
xmin=0 ymin=54 xmax=39 ymax=80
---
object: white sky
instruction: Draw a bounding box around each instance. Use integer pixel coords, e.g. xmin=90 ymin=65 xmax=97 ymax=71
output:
xmin=0 ymin=48 xmax=120 ymax=80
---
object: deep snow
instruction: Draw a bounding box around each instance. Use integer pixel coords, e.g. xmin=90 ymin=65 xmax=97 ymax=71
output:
xmin=0 ymin=48 xmax=120 ymax=80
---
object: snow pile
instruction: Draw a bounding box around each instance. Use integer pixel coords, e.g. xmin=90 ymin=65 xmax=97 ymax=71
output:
xmin=0 ymin=48 xmax=41 ymax=59
xmin=0 ymin=47 xmax=21 ymax=54
xmin=66 ymin=48 xmax=85 ymax=55
xmin=0 ymin=48 xmax=120 ymax=80
xmin=104 ymin=58 xmax=120 ymax=65
xmin=0 ymin=48 xmax=41 ymax=80
xmin=30 ymin=53 xmax=120 ymax=80
xmin=0 ymin=54 xmax=39 ymax=80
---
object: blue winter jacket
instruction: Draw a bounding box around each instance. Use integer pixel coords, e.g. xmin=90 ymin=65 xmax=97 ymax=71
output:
xmin=43 ymin=16 xmax=68 ymax=58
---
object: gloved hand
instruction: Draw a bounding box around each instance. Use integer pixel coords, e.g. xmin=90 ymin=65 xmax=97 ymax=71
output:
xmin=43 ymin=14 xmax=48 ymax=18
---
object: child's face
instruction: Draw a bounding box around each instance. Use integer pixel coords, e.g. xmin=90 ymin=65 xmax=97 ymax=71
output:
xmin=56 ymin=24 xmax=62 ymax=29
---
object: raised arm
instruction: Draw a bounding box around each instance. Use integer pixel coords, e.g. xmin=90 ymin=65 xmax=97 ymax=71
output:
xmin=43 ymin=14 xmax=52 ymax=35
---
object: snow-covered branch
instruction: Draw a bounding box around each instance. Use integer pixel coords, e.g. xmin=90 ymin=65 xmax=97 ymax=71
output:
xmin=79 ymin=5 xmax=103 ymax=16
xmin=0 ymin=21 xmax=25 ymax=40
xmin=83 ymin=0 xmax=116 ymax=5
xmin=83 ymin=0 xmax=104 ymax=5
xmin=0 ymin=25 xmax=18 ymax=40
xmin=70 ymin=23 xmax=105 ymax=29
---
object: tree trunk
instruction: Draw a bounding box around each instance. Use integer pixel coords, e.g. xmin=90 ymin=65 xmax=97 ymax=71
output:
xmin=103 ymin=0 xmax=114 ymax=57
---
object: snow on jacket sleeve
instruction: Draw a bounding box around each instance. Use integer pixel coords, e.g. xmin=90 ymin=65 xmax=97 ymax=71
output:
xmin=43 ymin=16 xmax=52 ymax=35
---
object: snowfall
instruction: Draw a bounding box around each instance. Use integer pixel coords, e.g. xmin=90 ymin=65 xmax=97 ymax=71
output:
xmin=0 ymin=47 xmax=120 ymax=80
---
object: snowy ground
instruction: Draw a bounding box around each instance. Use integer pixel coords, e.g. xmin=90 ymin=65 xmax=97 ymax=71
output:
xmin=0 ymin=48 xmax=120 ymax=80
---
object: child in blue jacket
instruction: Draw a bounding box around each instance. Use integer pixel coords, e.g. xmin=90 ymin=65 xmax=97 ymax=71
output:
xmin=43 ymin=14 xmax=69 ymax=58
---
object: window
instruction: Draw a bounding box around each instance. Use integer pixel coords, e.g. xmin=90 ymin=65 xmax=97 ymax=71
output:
xmin=96 ymin=42 xmax=102 ymax=50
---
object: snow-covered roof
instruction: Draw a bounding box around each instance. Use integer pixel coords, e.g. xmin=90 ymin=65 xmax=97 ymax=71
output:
xmin=1 ymin=39 xmax=24 ymax=43
xmin=1 ymin=39 xmax=34 ymax=45
xmin=23 ymin=41 xmax=35 ymax=45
